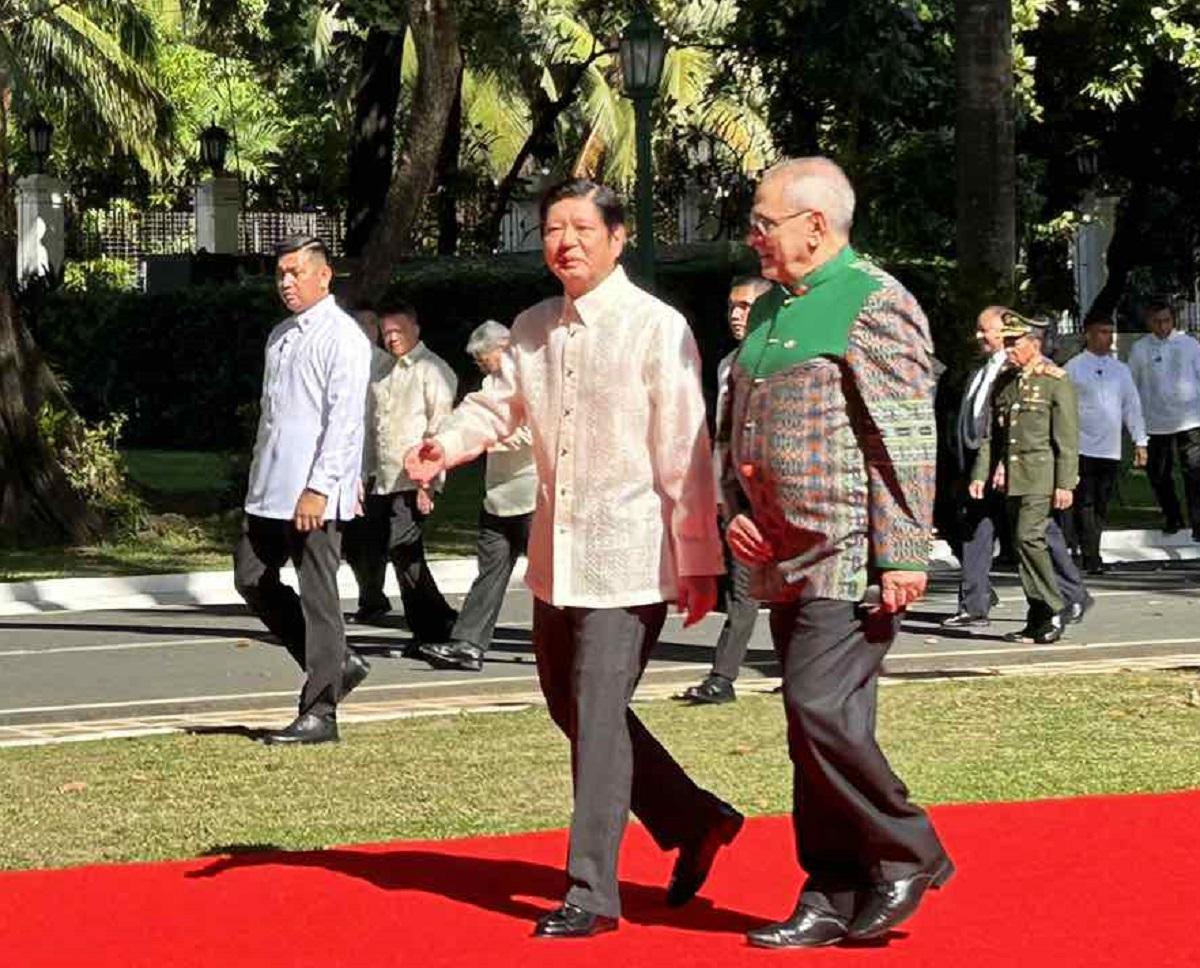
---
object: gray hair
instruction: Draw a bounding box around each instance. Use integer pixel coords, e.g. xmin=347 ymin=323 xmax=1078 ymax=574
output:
xmin=466 ymin=319 xmax=511 ymax=357
xmin=762 ymin=156 xmax=856 ymax=236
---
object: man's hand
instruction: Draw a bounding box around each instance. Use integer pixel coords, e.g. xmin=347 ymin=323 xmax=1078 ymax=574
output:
xmin=677 ymin=575 xmax=717 ymax=628
xmin=405 ymin=439 xmax=447 ymax=486
xmin=1053 ymin=487 xmax=1074 ymax=511
xmin=880 ymin=570 xmax=927 ymax=614
xmin=991 ymin=463 xmax=1007 ymax=492
xmin=968 ymin=480 xmax=986 ymax=500
xmin=293 ymin=489 xmax=327 ymax=532
xmin=726 ymin=513 xmax=774 ymax=564
xmin=1134 ymin=445 xmax=1148 ymax=468
xmin=416 ymin=487 xmax=434 ymax=515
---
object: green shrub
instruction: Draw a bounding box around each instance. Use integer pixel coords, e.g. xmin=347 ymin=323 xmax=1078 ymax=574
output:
xmin=35 ymin=245 xmax=958 ymax=449
xmin=37 ymin=404 xmax=148 ymax=537
xmin=61 ymin=258 xmax=139 ymax=294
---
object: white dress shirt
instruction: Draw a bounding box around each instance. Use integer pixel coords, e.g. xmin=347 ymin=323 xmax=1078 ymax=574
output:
xmin=364 ymin=341 xmax=457 ymax=494
xmin=1128 ymin=330 xmax=1200 ymax=435
xmin=1065 ymin=350 xmax=1148 ymax=460
xmin=434 ymin=266 xmax=724 ymax=609
xmin=244 ymin=294 xmax=371 ymax=522
xmin=480 ymin=373 xmax=537 ymax=517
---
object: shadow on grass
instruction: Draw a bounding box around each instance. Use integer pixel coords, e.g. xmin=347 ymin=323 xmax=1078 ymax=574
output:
xmin=184 ymin=724 xmax=274 ymax=742
xmin=184 ymin=845 xmax=763 ymax=933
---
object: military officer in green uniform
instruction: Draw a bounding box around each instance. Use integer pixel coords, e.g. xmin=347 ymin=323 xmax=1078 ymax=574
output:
xmin=971 ymin=312 xmax=1081 ymax=644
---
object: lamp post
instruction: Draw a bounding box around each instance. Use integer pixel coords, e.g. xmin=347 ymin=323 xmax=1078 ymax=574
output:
xmin=24 ymin=114 xmax=53 ymax=174
xmin=619 ymin=6 xmax=667 ymax=286
xmin=198 ymin=121 xmax=230 ymax=174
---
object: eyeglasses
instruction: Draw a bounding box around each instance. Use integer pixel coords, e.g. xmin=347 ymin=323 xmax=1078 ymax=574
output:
xmin=747 ymin=209 xmax=815 ymax=238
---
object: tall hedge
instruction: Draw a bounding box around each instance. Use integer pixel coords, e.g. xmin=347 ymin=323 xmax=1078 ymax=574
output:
xmin=33 ymin=245 xmax=954 ymax=449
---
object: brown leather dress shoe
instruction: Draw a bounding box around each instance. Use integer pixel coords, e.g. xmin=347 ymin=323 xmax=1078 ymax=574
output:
xmin=533 ymin=903 xmax=618 ymax=938
xmin=846 ymin=856 xmax=955 ymax=940
xmin=666 ymin=800 xmax=744 ymax=906
xmin=260 ymin=712 xmax=338 ymax=746
xmin=747 ymin=905 xmax=849 ymax=949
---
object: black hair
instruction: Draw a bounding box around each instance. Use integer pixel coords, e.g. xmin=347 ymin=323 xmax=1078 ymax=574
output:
xmin=538 ymin=178 xmax=625 ymax=233
xmin=377 ymin=298 xmax=418 ymax=324
xmin=1142 ymin=298 xmax=1173 ymax=318
xmin=275 ymin=235 xmax=330 ymax=264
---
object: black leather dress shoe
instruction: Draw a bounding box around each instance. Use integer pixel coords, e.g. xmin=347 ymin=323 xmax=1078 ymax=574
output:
xmin=940 ymin=610 xmax=989 ymax=629
xmin=680 ymin=674 xmax=736 ymax=704
xmin=340 ymin=650 xmax=371 ymax=699
xmin=347 ymin=605 xmax=389 ymax=626
xmin=419 ymin=640 xmax=485 ymax=672
xmin=533 ymin=903 xmax=618 ymax=938
xmin=260 ymin=712 xmax=338 ymax=746
xmin=1065 ymin=593 xmax=1094 ymax=624
xmin=666 ymin=800 xmax=744 ymax=906
xmin=746 ymin=905 xmax=848 ymax=949
xmin=1003 ymin=614 xmax=1063 ymax=644
xmin=846 ymin=856 xmax=955 ymax=940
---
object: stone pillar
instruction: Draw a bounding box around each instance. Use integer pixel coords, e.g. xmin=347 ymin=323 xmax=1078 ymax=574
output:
xmin=194 ymin=175 xmax=240 ymax=254
xmin=1072 ymin=194 xmax=1119 ymax=321
xmin=14 ymin=174 xmax=68 ymax=284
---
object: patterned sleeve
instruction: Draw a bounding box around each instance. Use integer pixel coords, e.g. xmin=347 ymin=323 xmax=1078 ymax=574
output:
xmin=844 ymin=285 xmax=937 ymax=572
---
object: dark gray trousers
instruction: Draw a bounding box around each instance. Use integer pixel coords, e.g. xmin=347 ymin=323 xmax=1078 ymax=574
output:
xmin=233 ymin=514 xmax=346 ymax=718
xmin=533 ymin=599 xmax=724 ymax=918
xmin=958 ymin=490 xmax=1084 ymax=616
xmin=449 ymin=510 xmax=531 ymax=651
xmin=345 ymin=491 xmax=456 ymax=642
xmin=712 ymin=553 xmax=760 ymax=681
xmin=1066 ymin=456 xmax=1121 ymax=569
xmin=1147 ymin=428 xmax=1200 ymax=529
xmin=770 ymin=598 xmax=948 ymax=920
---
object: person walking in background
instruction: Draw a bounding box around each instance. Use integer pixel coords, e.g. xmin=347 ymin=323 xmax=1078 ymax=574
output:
xmin=1127 ymin=300 xmax=1200 ymax=539
xmin=972 ymin=313 xmax=1083 ymax=645
xmin=678 ymin=275 xmax=771 ymax=705
xmin=406 ymin=179 xmax=741 ymax=939
xmin=724 ymin=157 xmax=952 ymax=949
xmin=1064 ymin=316 xmax=1148 ymax=574
xmin=420 ymin=321 xmax=536 ymax=672
xmin=942 ymin=307 xmax=1088 ymax=629
xmin=233 ymin=236 xmax=372 ymax=745
xmin=346 ymin=300 xmax=459 ymax=649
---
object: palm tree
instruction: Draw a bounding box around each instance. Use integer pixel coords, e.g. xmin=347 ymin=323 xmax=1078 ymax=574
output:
xmin=955 ymin=0 xmax=1016 ymax=307
xmin=1 ymin=0 xmax=172 ymax=543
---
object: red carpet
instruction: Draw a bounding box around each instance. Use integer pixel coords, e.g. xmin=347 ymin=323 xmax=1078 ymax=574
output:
xmin=3 ymin=791 xmax=1198 ymax=967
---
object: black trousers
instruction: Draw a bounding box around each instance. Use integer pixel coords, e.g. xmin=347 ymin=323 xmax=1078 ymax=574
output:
xmin=769 ymin=598 xmax=948 ymax=920
xmin=712 ymin=551 xmax=760 ymax=682
xmin=533 ymin=599 xmax=725 ymax=918
xmin=450 ymin=510 xmax=531 ymax=651
xmin=344 ymin=491 xmax=457 ymax=641
xmin=1067 ymin=456 xmax=1121 ymax=569
xmin=233 ymin=514 xmax=346 ymax=718
xmin=1147 ymin=429 xmax=1200 ymax=529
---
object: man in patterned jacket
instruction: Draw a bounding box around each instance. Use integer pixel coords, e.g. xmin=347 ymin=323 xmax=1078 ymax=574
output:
xmin=723 ymin=158 xmax=953 ymax=949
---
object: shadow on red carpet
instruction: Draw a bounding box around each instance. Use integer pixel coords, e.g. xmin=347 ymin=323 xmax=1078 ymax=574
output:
xmin=2 ymin=790 xmax=1197 ymax=966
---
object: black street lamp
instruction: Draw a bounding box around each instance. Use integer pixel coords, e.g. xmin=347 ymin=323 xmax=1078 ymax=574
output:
xmin=199 ymin=122 xmax=230 ymax=174
xmin=24 ymin=114 xmax=53 ymax=174
xmin=619 ymin=6 xmax=667 ymax=285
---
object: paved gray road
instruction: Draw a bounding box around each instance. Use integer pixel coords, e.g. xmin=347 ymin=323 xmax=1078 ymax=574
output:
xmin=1 ymin=563 xmax=1198 ymax=745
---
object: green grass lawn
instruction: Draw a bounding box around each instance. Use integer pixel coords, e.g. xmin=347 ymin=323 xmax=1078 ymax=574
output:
xmin=0 ymin=671 xmax=1197 ymax=871
xmin=0 ymin=447 xmax=1179 ymax=582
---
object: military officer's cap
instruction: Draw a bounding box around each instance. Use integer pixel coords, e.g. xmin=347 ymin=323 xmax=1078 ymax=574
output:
xmin=998 ymin=310 xmax=1050 ymax=340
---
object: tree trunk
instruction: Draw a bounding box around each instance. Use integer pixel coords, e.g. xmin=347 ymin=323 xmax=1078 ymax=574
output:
xmin=955 ymin=0 xmax=1016 ymax=309
xmin=353 ymin=0 xmax=462 ymax=301
xmin=435 ymin=67 xmax=464 ymax=256
xmin=344 ymin=27 xmax=407 ymax=258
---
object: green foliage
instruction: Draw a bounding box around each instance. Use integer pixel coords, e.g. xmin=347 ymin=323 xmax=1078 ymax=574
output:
xmin=35 ymin=404 xmax=147 ymax=538
xmin=61 ymin=258 xmax=139 ymax=293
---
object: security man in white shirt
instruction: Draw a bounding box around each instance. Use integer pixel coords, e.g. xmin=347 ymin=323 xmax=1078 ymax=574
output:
xmin=347 ymin=300 xmax=459 ymax=647
xmin=406 ymin=179 xmax=739 ymax=939
xmin=421 ymin=321 xmax=537 ymax=672
xmin=234 ymin=236 xmax=372 ymax=746
xmin=1128 ymin=300 xmax=1200 ymax=539
xmin=1064 ymin=316 xmax=1148 ymax=573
